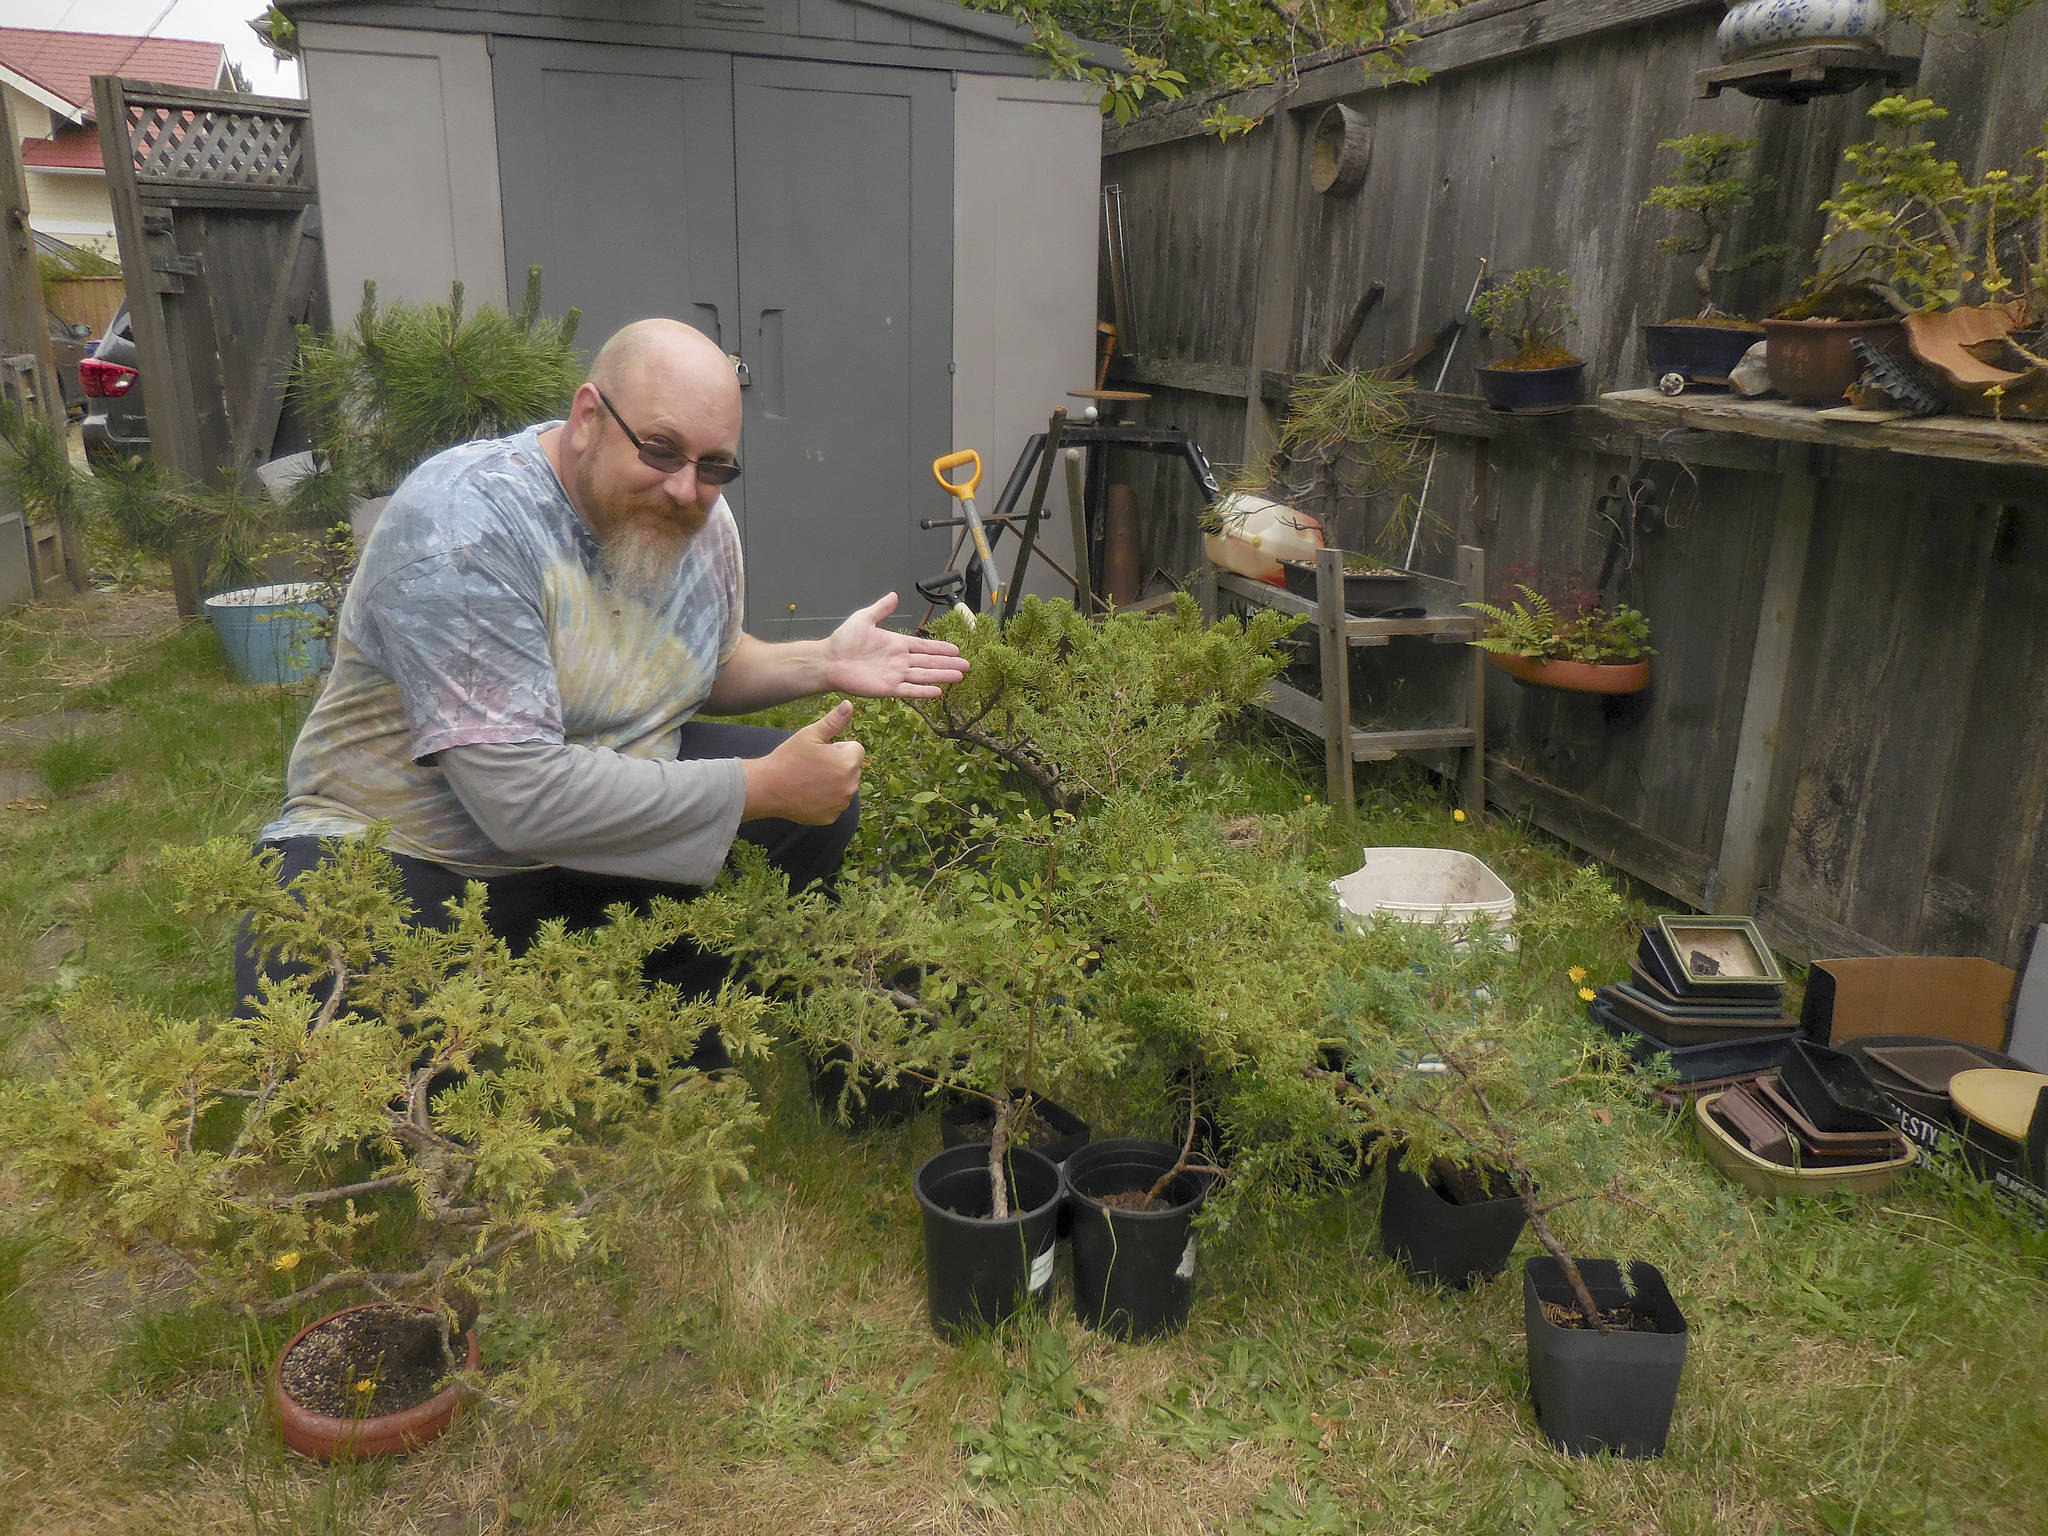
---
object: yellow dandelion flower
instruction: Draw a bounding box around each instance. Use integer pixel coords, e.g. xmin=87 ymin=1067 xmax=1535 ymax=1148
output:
xmin=1567 ymin=965 xmax=1587 ymax=985
xmin=271 ymin=1251 xmax=301 ymax=1273
xmin=1452 ymin=809 xmax=1467 ymax=823
xmin=1578 ymin=986 xmax=1597 ymax=1003
xmin=355 ymin=1377 xmax=376 ymax=1394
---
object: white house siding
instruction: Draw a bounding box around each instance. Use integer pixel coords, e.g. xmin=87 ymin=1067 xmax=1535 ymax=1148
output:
xmin=22 ymin=166 xmax=114 ymax=252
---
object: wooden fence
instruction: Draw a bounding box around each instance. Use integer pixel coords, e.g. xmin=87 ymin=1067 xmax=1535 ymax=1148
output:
xmin=45 ymin=276 xmax=125 ymax=339
xmin=1101 ymin=0 xmax=2048 ymax=967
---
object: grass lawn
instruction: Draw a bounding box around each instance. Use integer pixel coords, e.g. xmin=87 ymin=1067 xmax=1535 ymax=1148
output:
xmin=2 ymin=583 xmax=2045 ymax=1536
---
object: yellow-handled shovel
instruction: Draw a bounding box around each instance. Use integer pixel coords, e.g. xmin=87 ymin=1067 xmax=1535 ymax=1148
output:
xmin=931 ymin=449 xmax=1004 ymax=614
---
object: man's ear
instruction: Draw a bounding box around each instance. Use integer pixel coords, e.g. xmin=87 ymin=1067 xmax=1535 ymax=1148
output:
xmin=565 ymin=382 xmax=603 ymax=452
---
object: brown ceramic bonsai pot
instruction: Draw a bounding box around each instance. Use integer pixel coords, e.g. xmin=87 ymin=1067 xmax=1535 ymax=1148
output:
xmin=1486 ymin=652 xmax=1650 ymax=695
xmin=270 ymin=1301 xmax=480 ymax=1461
xmin=1761 ymin=316 xmax=1903 ymax=405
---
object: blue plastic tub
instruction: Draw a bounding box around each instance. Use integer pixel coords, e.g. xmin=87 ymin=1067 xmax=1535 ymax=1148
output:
xmin=203 ymin=584 xmax=330 ymax=686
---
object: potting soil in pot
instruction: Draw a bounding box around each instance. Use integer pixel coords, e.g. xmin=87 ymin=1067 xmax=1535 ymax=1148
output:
xmin=279 ymin=1304 xmax=456 ymax=1418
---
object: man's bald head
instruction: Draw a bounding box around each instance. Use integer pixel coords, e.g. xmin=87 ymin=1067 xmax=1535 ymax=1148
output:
xmin=588 ymin=319 xmax=738 ymax=417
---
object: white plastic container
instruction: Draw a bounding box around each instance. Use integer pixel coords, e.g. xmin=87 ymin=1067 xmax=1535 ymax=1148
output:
xmin=1203 ymin=494 xmax=1324 ymax=581
xmin=1331 ymin=847 xmax=1518 ymax=950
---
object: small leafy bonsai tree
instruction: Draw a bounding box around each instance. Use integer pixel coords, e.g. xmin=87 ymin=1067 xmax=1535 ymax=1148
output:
xmin=681 ymin=595 xmax=1367 ymax=1224
xmin=1642 ymin=132 xmax=1794 ymax=323
xmin=1331 ymin=913 xmax=1649 ymax=1332
xmin=1471 ymin=267 xmax=1580 ymax=369
xmin=1791 ymin=97 xmax=2048 ymax=319
xmin=1466 ymin=582 xmax=1651 ymax=666
xmin=0 ymin=837 xmax=765 ymax=1353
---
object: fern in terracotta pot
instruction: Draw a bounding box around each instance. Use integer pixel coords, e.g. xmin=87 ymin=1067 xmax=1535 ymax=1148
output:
xmin=1466 ymin=579 xmax=1653 ymax=695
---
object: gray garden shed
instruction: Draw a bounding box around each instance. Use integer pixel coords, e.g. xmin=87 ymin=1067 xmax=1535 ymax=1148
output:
xmin=281 ymin=0 xmax=1111 ymax=631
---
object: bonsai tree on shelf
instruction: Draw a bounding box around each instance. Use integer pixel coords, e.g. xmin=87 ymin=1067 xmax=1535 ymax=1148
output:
xmin=1788 ymin=96 xmax=2048 ymax=319
xmin=681 ymin=595 xmax=1369 ymax=1225
xmin=1642 ymin=132 xmax=1794 ymax=323
xmin=1466 ymin=581 xmax=1651 ymax=666
xmin=1330 ymin=920 xmax=1649 ymax=1332
xmin=1471 ymin=267 xmax=1581 ymax=369
xmin=0 ymin=837 xmax=765 ymax=1354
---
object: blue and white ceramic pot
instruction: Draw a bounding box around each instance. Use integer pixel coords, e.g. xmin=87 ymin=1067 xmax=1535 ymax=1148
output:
xmin=1716 ymin=0 xmax=1886 ymax=61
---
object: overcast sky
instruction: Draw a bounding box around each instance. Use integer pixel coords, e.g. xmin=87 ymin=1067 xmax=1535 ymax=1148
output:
xmin=14 ymin=1 xmax=303 ymax=98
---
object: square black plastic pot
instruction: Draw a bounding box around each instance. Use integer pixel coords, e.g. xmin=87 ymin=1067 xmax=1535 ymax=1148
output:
xmin=1379 ymin=1155 xmax=1528 ymax=1289
xmin=913 ymin=1144 xmax=1063 ymax=1344
xmin=807 ymin=1045 xmax=933 ymax=1130
xmin=1778 ymin=1040 xmax=1893 ymax=1133
xmin=1523 ymin=1257 xmax=1687 ymax=1458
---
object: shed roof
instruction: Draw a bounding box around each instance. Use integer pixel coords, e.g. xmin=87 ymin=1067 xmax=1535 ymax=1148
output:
xmin=278 ymin=0 xmax=1121 ymax=70
xmin=0 ymin=26 xmax=229 ymax=125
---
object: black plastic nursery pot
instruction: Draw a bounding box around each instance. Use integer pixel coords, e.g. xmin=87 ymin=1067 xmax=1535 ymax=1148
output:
xmin=1474 ymin=361 xmax=1585 ymax=413
xmin=1523 ymin=1257 xmax=1688 ymax=1458
xmin=938 ymin=1090 xmax=1091 ymax=1167
xmin=913 ymin=1144 xmax=1063 ymax=1343
xmin=1064 ymin=1138 xmax=1217 ymax=1340
xmin=1379 ymin=1155 xmax=1528 ymax=1289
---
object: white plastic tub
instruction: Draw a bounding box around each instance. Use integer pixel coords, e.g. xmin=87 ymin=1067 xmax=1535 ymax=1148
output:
xmin=1331 ymin=847 xmax=1517 ymax=950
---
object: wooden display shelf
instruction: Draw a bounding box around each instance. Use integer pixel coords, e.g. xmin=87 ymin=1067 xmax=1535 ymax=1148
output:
xmin=1695 ymin=45 xmax=1918 ymax=104
xmin=1214 ymin=545 xmax=1486 ymax=819
xmin=1600 ymin=389 xmax=2048 ymax=471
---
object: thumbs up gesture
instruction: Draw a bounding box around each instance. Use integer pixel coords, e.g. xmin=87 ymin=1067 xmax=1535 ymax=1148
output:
xmin=742 ymin=699 xmax=866 ymax=825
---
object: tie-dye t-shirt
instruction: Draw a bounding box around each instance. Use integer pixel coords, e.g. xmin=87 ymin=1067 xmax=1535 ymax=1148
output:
xmin=261 ymin=424 xmax=744 ymax=873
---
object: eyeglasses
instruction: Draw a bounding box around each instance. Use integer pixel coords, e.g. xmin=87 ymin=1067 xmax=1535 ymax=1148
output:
xmin=593 ymin=386 xmax=743 ymax=486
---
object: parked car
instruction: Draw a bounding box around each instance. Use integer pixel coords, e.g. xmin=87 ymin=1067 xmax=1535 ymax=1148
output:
xmin=47 ymin=311 xmax=93 ymax=415
xmin=81 ymin=305 xmax=147 ymax=468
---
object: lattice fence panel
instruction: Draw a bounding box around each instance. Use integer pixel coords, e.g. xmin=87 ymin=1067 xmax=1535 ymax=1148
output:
xmin=125 ymin=105 xmax=309 ymax=189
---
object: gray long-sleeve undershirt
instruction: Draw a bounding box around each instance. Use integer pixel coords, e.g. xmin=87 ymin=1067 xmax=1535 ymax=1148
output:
xmin=436 ymin=740 xmax=747 ymax=887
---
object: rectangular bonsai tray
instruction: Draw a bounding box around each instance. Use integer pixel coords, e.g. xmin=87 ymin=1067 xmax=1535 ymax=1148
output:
xmin=1637 ymin=929 xmax=1784 ymax=1004
xmin=1649 ymin=915 xmax=1786 ymax=993
xmin=1588 ymin=995 xmax=1797 ymax=1082
xmin=1603 ymin=984 xmax=1798 ymax=1046
xmin=1625 ymin=960 xmax=1786 ymax=1016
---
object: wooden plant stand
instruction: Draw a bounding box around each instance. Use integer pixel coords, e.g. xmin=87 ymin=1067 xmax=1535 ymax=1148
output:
xmin=1215 ymin=544 xmax=1487 ymax=822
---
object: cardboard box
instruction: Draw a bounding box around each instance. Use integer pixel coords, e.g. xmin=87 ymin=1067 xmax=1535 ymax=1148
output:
xmin=1801 ymin=956 xmax=2017 ymax=1051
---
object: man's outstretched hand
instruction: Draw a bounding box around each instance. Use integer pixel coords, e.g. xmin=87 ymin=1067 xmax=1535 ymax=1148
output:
xmin=821 ymin=592 xmax=970 ymax=699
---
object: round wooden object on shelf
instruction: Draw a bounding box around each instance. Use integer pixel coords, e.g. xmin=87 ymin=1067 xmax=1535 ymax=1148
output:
xmin=1310 ymin=105 xmax=1372 ymax=195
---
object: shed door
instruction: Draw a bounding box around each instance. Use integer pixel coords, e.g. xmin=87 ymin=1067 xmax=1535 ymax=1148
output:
xmin=732 ymin=58 xmax=954 ymax=635
xmin=492 ymin=39 xmax=740 ymax=375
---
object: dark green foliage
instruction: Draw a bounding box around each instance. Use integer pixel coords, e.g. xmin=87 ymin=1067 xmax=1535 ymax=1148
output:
xmin=293 ymin=269 xmax=584 ymax=498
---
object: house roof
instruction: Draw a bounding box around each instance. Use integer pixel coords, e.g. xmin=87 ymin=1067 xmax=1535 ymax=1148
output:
xmin=20 ymin=127 xmax=102 ymax=171
xmin=0 ymin=26 xmax=229 ymax=125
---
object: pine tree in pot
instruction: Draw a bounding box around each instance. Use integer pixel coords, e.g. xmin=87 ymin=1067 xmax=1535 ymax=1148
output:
xmin=0 ymin=838 xmax=764 ymax=1458
xmin=1471 ymin=268 xmax=1586 ymax=413
xmin=1333 ymin=923 xmax=1689 ymax=1458
xmin=1640 ymin=133 xmax=1794 ymax=388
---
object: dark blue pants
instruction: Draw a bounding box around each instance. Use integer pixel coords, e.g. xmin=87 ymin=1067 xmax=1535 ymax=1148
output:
xmin=234 ymin=721 xmax=858 ymax=1068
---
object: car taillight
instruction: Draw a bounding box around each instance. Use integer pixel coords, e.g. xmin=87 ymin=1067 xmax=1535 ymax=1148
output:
xmin=80 ymin=357 xmax=137 ymax=398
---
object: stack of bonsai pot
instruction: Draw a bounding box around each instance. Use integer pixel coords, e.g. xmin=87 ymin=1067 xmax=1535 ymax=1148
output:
xmin=1692 ymin=1040 xmax=1917 ymax=1198
xmin=1588 ymin=915 xmax=1799 ymax=1081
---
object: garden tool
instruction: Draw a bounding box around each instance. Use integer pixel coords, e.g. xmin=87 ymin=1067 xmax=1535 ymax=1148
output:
xmin=1405 ymin=256 xmax=1489 ymax=570
xmin=931 ymin=448 xmax=1005 ymax=613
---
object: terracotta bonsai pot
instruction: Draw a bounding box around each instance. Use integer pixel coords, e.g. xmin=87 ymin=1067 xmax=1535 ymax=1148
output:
xmin=1901 ymin=303 xmax=2048 ymax=419
xmin=1761 ymin=316 xmax=1903 ymax=405
xmin=1486 ymin=651 xmax=1650 ymax=694
xmin=270 ymin=1302 xmax=480 ymax=1461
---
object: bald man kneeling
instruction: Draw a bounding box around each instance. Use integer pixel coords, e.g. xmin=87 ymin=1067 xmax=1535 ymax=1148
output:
xmin=239 ymin=318 xmax=968 ymax=1068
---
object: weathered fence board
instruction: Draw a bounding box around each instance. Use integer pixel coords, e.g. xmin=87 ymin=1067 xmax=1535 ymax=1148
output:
xmin=1105 ymin=0 xmax=2048 ymax=966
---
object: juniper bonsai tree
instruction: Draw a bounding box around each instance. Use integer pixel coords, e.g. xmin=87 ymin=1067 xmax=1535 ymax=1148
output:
xmin=0 ymin=837 xmax=765 ymax=1350
xmin=1331 ymin=908 xmax=1650 ymax=1332
xmin=682 ymin=594 xmax=1374 ymax=1224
